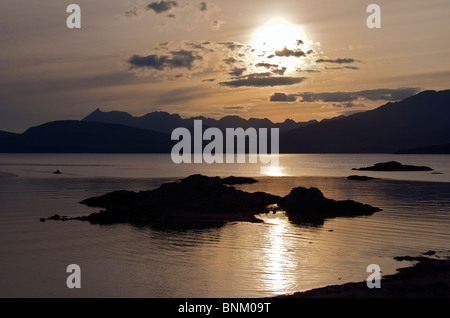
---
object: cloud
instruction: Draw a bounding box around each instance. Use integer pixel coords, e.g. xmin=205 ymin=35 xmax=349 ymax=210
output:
xmin=331 ymin=102 xmax=365 ymax=108
xmin=128 ymin=50 xmax=202 ymax=70
xmin=220 ymin=75 xmax=307 ymax=87
xmin=296 ymin=68 xmax=320 ymax=73
xmin=224 ymin=57 xmax=238 ymax=65
xmin=229 ymin=68 xmax=246 ymax=76
xmin=271 ymin=67 xmax=287 ymax=75
xmin=295 ymin=88 xmax=421 ymax=103
xmin=199 ymin=2 xmax=208 ymax=11
xmin=326 ymin=66 xmax=360 ymax=70
xmin=124 ymin=8 xmax=139 ymax=17
xmin=275 ymin=47 xmax=306 ymax=58
xmin=316 ymin=58 xmax=357 ymax=64
xmin=224 ymin=106 xmax=244 ymax=110
xmin=210 ymin=19 xmax=225 ymax=30
xmin=269 ymin=93 xmax=297 ymax=102
xmin=147 ymin=1 xmax=178 ymax=14
xmin=256 ymin=63 xmax=279 ymax=68
xmin=219 ymin=42 xmax=244 ymax=50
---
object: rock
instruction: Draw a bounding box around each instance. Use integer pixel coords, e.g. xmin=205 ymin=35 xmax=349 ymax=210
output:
xmin=78 ymin=174 xmax=280 ymax=225
xmin=278 ymin=187 xmax=381 ymax=224
xmin=220 ymin=176 xmax=258 ymax=185
xmin=347 ymin=175 xmax=375 ymax=181
xmin=45 ymin=174 xmax=382 ymax=227
xmin=352 ymin=161 xmax=433 ymax=171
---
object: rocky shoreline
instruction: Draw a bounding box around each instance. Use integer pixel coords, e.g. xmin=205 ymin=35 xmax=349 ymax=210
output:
xmin=275 ymin=252 xmax=450 ymax=298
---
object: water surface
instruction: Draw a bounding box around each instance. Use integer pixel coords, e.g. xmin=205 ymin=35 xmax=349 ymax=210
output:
xmin=0 ymin=154 xmax=449 ymax=297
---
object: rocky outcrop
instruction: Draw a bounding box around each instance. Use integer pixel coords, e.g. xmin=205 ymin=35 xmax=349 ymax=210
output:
xmin=220 ymin=176 xmax=258 ymax=185
xmin=352 ymin=161 xmax=433 ymax=171
xmin=44 ymin=175 xmax=381 ymax=226
xmin=278 ymin=187 xmax=381 ymax=224
xmin=79 ymin=174 xmax=280 ymax=225
xmin=347 ymin=175 xmax=375 ymax=181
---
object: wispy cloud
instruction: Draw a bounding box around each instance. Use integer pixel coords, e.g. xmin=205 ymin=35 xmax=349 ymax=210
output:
xmin=316 ymin=58 xmax=358 ymax=64
xmin=269 ymin=88 xmax=422 ymax=103
xmin=220 ymin=75 xmax=307 ymax=87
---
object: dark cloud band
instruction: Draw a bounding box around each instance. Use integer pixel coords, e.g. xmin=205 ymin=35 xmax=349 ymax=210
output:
xmin=147 ymin=0 xmax=178 ymax=14
xmin=220 ymin=76 xmax=307 ymax=87
xmin=128 ymin=50 xmax=202 ymax=70
xmin=316 ymin=58 xmax=357 ymax=64
xmin=269 ymin=88 xmax=421 ymax=103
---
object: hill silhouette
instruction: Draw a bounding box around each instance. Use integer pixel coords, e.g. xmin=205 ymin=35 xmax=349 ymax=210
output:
xmin=0 ymin=121 xmax=173 ymax=153
xmin=0 ymin=90 xmax=449 ymax=153
xmin=280 ymin=90 xmax=450 ymax=153
xmin=82 ymin=109 xmax=317 ymax=134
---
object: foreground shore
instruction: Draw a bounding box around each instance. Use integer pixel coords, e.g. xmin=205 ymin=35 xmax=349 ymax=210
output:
xmin=276 ymin=253 xmax=450 ymax=298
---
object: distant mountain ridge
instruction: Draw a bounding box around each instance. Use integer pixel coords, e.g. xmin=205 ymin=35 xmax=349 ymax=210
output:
xmin=0 ymin=121 xmax=172 ymax=153
xmin=280 ymin=90 xmax=450 ymax=153
xmin=82 ymin=109 xmax=319 ymax=134
xmin=0 ymin=89 xmax=449 ymax=153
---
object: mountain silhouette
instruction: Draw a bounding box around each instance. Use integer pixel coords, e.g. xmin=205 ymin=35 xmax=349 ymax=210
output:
xmin=0 ymin=121 xmax=173 ymax=153
xmin=395 ymin=143 xmax=450 ymax=154
xmin=0 ymin=90 xmax=449 ymax=153
xmin=82 ymin=109 xmax=317 ymax=134
xmin=280 ymin=90 xmax=450 ymax=153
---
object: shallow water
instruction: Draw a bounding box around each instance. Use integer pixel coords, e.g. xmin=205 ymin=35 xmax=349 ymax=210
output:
xmin=0 ymin=154 xmax=449 ymax=297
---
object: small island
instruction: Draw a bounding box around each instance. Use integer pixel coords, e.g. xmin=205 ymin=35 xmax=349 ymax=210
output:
xmin=278 ymin=186 xmax=381 ymax=224
xmin=347 ymin=175 xmax=375 ymax=181
xmin=43 ymin=174 xmax=381 ymax=226
xmin=352 ymin=161 xmax=433 ymax=171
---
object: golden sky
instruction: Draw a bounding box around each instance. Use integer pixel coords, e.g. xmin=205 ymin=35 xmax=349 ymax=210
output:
xmin=1 ymin=0 xmax=449 ymax=132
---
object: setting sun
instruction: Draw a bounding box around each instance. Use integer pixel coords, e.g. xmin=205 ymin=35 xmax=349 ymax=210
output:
xmin=251 ymin=19 xmax=305 ymax=53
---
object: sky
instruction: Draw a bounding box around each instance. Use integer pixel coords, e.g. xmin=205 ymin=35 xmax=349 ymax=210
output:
xmin=1 ymin=0 xmax=449 ymax=133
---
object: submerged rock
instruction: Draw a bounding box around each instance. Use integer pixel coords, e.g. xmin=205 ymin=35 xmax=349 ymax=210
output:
xmin=352 ymin=161 xmax=433 ymax=171
xmin=278 ymin=187 xmax=381 ymax=224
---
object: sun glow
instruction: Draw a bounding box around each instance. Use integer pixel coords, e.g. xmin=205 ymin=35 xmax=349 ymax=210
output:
xmin=251 ymin=19 xmax=305 ymax=53
xmin=250 ymin=18 xmax=309 ymax=73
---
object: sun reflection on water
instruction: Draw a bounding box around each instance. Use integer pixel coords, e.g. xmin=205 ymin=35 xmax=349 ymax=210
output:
xmin=256 ymin=212 xmax=298 ymax=294
xmin=260 ymin=165 xmax=285 ymax=176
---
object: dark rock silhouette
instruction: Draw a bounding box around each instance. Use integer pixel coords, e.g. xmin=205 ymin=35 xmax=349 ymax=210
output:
xmin=79 ymin=174 xmax=280 ymax=225
xmin=347 ymin=175 xmax=375 ymax=181
xmin=278 ymin=187 xmax=381 ymax=224
xmin=53 ymin=169 xmax=61 ymax=174
xmin=277 ymin=254 xmax=450 ymax=298
xmin=352 ymin=161 xmax=433 ymax=171
xmin=44 ymin=175 xmax=381 ymax=227
xmin=220 ymin=176 xmax=258 ymax=185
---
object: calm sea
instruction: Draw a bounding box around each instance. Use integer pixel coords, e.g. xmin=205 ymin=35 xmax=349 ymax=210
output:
xmin=0 ymin=153 xmax=449 ymax=297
